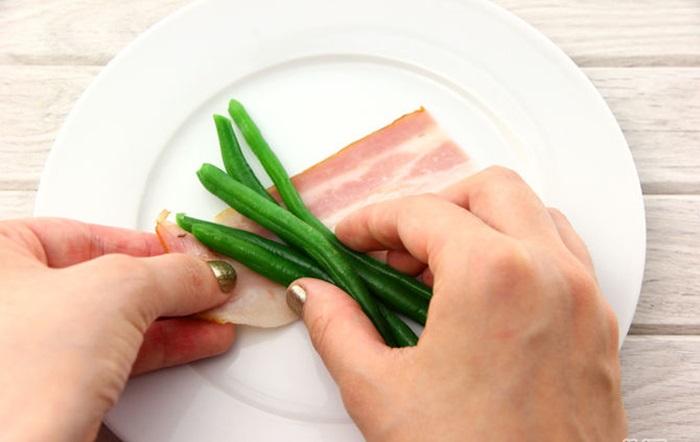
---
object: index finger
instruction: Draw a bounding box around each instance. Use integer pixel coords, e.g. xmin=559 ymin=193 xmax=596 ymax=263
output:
xmin=440 ymin=166 xmax=559 ymax=241
xmin=0 ymin=218 xmax=163 ymax=268
xmin=336 ymin=194 xmax=497 ymax=272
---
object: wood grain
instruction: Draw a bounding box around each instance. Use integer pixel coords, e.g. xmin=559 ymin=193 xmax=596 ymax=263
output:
xmin=622 ymin=336 xmax=700 ymax=441
xmin=632 ymin=196 xmax=700 ymax=335
xmin=495 ymin=0 xmax=700 ymax=67
xmin=0 ymin=0 xmax=189 ymax=66
xmin=586 ymin=68 xmax=700 ymax=194
xmin=1 ymin=0 xmax=699 ymax=67
xmin=0 ymin=191 xmax=35 ymax=219
xmin=0 ymin=65 xmax=99 ymax=190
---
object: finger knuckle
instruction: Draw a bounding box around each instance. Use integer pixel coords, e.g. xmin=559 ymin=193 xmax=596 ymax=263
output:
xmin=405 ymin=193 xmax=441 ymax=209
xmin=84 ymin=254 xmax=157 ymax=325
xmin=605 ymin=306 xmax=620 ymax=345
xmin=482 ymin=240 xmax=535 ymax=281
xmin=398 ymin=193 xmax=449 ymax=222
xmin=101 ymin=254 xmax=152 ymax=285
xmin=547 ymin=207 xmax=566 ymax=222
xmin=483 ymin=165 xmax=524 ymax=184
xmin=558 ymin=261 xmax=604 ymax=319
xmin=171 ymin=254 xmax=209 ymax=294
xmin=470 ymin=167 xmax=525 ymax=206
xmin=404 ymin=194 xmax=456 ymax=220
xmin=563 ymin=263 xmax=598 ymax=301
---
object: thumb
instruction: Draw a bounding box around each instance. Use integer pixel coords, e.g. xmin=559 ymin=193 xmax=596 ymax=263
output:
xmin=79 ymin=253 xmax=236 ymax=321
xmin=136 ymin=254 xmax=237 ymax=318
xmin=287 ymin=278 xmax=388 ymax=382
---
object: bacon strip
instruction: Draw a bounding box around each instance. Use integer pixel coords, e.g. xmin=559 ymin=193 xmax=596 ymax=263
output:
xmin=288 ymin=109 xmax=474 ymax=227
xmin=156 ymin=211 xmax=297 ymax=327
xmin=158 ymin=109 xmax=476 ymax=327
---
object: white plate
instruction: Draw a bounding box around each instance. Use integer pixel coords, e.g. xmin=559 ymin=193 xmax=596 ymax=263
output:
xmin=34 ymin=0 xmax=646 ymax=440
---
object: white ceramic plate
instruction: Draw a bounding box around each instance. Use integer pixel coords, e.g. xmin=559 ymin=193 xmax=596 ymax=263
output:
xmin=35 ymin=0 xmax=646 ymax=440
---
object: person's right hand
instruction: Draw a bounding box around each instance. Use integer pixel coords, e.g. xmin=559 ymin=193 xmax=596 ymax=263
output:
xmin=287 ymin=166 xmax=626 ymax=441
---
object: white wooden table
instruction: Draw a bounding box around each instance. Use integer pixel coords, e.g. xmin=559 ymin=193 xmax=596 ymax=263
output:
xmin=2 ymin=1 xmax=699 ymax=440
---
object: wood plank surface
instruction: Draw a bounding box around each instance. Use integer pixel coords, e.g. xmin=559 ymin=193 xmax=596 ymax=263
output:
xmin=0 ymin=0 xmax=189 ymax=66
xmin=2 ymin=66 xmax=699 ymax=193
xmin=586 ymin=68 xmax=700 ymax=194
xmin=496 ymin=0 xmax=700 ymax=67
xmin=0 ymin=65 xmax=99 ymax=189
xmin=0 ymin=191 xmax=36 ymax=219
xmin=633 ymin=196 xmax=700 ymax=334
xmin=622 ymin=336 xmax=700 ymax=441
xmin=1 ymin=0 xmax=699 ymax=67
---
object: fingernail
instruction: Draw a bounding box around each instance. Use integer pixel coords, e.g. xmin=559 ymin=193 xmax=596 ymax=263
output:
xmin=286 ymin=284 xmax=307 ymax=317
xmin=207 ymin=260 xmax=237 ymax=293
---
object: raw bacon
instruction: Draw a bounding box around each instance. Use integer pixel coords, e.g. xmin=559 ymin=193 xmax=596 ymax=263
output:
xmin=158 ymin=109 xmax=476 ymax=327
xmin=156 ymin=211 xmax=297 ymax=327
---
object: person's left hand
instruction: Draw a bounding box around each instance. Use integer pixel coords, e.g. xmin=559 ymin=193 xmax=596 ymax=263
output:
xmin=0 ymin=218 xmax=237 ymax=442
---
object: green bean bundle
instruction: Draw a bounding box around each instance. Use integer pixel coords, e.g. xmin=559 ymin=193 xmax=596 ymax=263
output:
xmin=187 ymin=219 xmax=417 ymax=347
xmin=197 ymin=163 xmax=397 ymax=346
xmin=178 ymin=213 xmax=426 ymax=326
xmin=228 ymin=100 xmax=432 ymax=304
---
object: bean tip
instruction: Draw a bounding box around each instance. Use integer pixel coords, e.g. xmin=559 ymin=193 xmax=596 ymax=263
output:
xmin=213 ymin=113 xmax=228 ymax=123
xmin=228 ymin=98 xmax=245 ymax=114
xmin=175 ymin=213 xmax=191 ymax=232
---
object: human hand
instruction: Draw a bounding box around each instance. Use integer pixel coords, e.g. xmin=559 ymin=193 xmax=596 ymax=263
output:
xmin=0 ymin=219 xmax=237 ymax=442
xmin=287 ymin=167 xmax=626 ymax=441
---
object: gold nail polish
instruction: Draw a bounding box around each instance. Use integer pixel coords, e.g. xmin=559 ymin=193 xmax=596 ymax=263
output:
xmin=207 ymin=260 xmax=237 ymax=293
xmin=286 ymin=284 xmax=307 ymax=317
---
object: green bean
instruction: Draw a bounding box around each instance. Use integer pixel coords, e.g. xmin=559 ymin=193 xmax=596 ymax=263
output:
xmin=228 ymin=99 xmax=329 ymax=230
xmin=228 ymin=99 xmax=432 ymax=303
xmin=361 ymin=265 xmax=428 ymax=324
xmin=192 ymin=221 xmax=418 ymax=347
xmin=191 ymin=223 xmax=329 ymax=283
xmin=197 ymin=163 xmax=396 ymax=346
xmin=347 ymin=252 xmax=432 ymax=302
xmin=378 ymin=304 xmax=418 ymax=347
xmin=179 ymin=213 xmax=427 ymax=325
xmin=177 ymin=213 xmax=331 ymax=282
xmin=175 ymin=212 xmax=202 ymax=232
xmin=213 ymin=114 xmax=276 ymax=203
